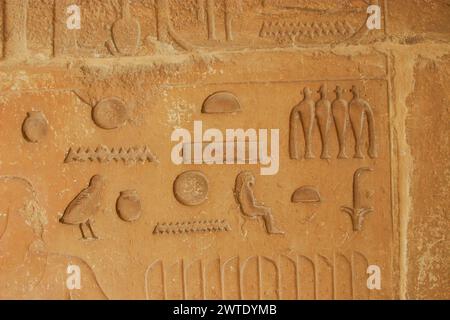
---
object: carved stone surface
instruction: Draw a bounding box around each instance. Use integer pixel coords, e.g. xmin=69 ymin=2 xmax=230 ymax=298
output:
xmin=173 ymin=171 xmax=209 ymax=206
xmin=341 ymin=168 xmax=374 ymax=231
xmin=91 ymin=97 xmax=130 ymax=130
xmin=202 ymin=91 xmax=241 ymax=114
xmin=22 ymin=111 xmax=48 ymax=143
xmin=235 ymin=171 xmax=284 ymax=235
xmin=291 ymin=186 xmax=321 ymax=203
xmin=116 ymin=190 xmax=142 ymax=222
xmin=60 ymin=175 xmax=106 ymax=240
xmin=0 ymin=0 xmax=448 ymax=300
xmin=153 ymin=219 xmax=231 ymax=235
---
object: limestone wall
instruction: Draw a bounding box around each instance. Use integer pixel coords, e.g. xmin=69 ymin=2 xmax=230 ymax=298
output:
xmin=0 ymin=0 xmax=448 ymax=300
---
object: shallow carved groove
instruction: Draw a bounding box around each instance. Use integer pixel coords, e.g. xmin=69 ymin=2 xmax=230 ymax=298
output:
xmin=202 ymin=91 xmax=241 ymax=114
xmin=349 ymin=86 xmax=377 ymax=159
xmin=332 ymin=86 xmax=350 ymax=159
xmin=290 ymin=85 xmax=377 ymax=160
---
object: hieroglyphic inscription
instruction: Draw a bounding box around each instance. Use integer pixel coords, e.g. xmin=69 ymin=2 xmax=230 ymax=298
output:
xmin=153 ymin=219 xmax=231 ymax=235
xmin=145 ymin=252 xmax=371 ymax=300
xmin=59 ymin=175 xmax=106 ymax=240
xmin=290 ymin=85 xmax=378 ymax=160
xmin=64 ymin=146 xmax=157 ymax=164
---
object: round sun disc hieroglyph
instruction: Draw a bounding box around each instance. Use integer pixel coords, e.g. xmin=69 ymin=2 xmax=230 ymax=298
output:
xmin=173 ymin=171 xmax=209 ymax=206
xmin=92 ymin=97 xmax=129 ymax=130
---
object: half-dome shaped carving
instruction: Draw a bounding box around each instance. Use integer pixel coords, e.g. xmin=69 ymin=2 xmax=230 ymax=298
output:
xmin=202 ymin=91 xmax=241 ymax=114
xmin=291 ymin=186 xmax=321 ymax=203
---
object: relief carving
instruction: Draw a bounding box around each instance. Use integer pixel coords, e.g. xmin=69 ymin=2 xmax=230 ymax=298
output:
xmin=259 ymin=0 xmax=381 ymax=45
xmin=59 ymin=175 xmax=106 ymax=240
xmin=116 ymin=190 xmax=142 ymax=222
xmin=203 ymin=0 xmax=240 ymax=42
xmin=74 ymin=91 xmax=130 ymax=130
xmin=202 ymin=91 xmax=241 ymax=114
xmin=153 ymin=219 xmax=231 ymax=235
xmin=234 ymin=171 xmax=284 ymax=235
xmin=156 ymin=0 xmax=193 ymax=50
xmin=206 ymin=0 xmax=217 ymax=41
xmin=22 ymin=111 xmax=48 ymax=143
xmin=0 ymin=0 xmax=395 ymax=301
xmin=64 ymin=145 xmax=157 ymax=164
xmin=106 ymin=0 xmax=141 ymax=57
xmin=260 ymin=20 xmax=355 ymax=44
xmin=0 ymin=176 xmax=107 ymax=299
xmin=341 ymin=167 xmax=374 ymax=231
xmin=315 ymin=85 xmax=332 ymax=159
xmin=291 ymin=186 xmax=321 ymax=203
xmin=290 ymin=87 xmax=316 ymax=159
xmin=224 ymin=0 xmax=238 ymax=41
xmin=173 ymin=171 xmax=209 ymax=206
xmin=0 ymin=0 xmax=383 ymax=60
xmin=290 ymin=85 xmax=378 ymax=160
xmin=145 ymin=252 xmax=373 ymax=300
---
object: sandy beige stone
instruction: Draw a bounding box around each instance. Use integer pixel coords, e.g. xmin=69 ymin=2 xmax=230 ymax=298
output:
xmin=387 ymin=0 xmax=450 ymax=43
xmin=405 ymin=56 xmax=450 ymax=299
xmin=0 ymin=0 xmax=448 ymax=300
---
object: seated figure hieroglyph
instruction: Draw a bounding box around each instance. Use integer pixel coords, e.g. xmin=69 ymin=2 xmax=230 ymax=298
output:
xmin=234 ymin=171 xmax=284 ymax=235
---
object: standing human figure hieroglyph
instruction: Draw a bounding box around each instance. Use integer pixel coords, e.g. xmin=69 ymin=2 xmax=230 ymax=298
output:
xmin=349 ymin=86 xmax=377 ymax=159
xmin=290 ymin=87 xmax=316 ymax=159
xmin=332 ymin=86 xmax=350 ymax=159
xmin=234 ymin=171 xmax=284 ymax=235
xmin=315 ymin=85 xmax=332 ymax=159
xmin=290 ymin=85 xmax=377 ymax=160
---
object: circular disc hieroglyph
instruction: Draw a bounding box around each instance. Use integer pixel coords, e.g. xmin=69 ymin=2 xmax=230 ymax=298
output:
xmin=173 ymin=171 xmax=209 ymax=206
xmin=116 ymin=190 xmax=141 ymax=222
xmin=22 ymin=111 xmax=48 ymax=143
xmin=92 ymin=97 xmax=129 ymax=130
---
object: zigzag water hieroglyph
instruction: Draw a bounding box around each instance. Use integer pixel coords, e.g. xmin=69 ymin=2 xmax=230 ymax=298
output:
xmin=260 ymin=20 xmax=355 ymax=42
xmin=64 ymin=145 xmax=157 ymax=164
xmin=153 ymin=219 xmax=231 ymax=235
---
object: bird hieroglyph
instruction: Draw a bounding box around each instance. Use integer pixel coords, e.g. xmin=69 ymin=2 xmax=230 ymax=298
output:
xmin=60 ymin=175 xmax=106 ymax=240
